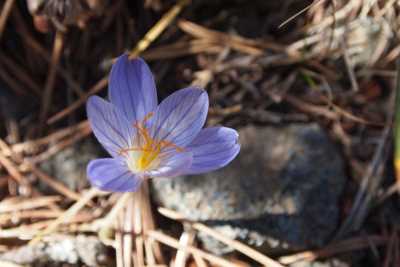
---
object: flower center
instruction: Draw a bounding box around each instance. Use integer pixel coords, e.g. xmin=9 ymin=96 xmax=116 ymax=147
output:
xmin=119 ymin=112 xmax=183 ymax=172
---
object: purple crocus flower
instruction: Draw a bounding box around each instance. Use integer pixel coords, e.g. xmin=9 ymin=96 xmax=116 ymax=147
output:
xmin=86 ymin=54 xmax=240 ymax=192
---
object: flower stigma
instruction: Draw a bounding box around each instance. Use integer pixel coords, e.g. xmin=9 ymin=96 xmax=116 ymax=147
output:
xmin=119 ymin=112 xmax=183 ymax=173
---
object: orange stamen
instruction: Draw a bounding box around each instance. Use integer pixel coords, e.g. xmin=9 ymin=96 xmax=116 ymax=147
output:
xmin=120 ymin=112 xmax=184 ymax=171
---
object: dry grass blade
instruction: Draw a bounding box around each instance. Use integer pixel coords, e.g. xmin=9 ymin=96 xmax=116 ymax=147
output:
xmin=158 ymin=208 xmax=284 ymax=267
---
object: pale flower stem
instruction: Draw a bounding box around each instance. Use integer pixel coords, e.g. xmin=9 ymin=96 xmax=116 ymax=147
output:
xmin=123 ymin=196 xmax=134 ymax=267
xmin=133 ymin=189 xmax=144 ymax=266
xmin=115 ymin=210 xmax=124 ymax=267
xmin=141 ymin=179 xmax=166 ymax=264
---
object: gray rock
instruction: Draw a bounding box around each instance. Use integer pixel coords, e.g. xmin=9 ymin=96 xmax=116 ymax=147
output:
xmin=40 ymin=138 xmax=105 ymax=192
xmin=0 ymin=234 xmax=110 ymax=266
xmin=289 ymin=259 xmax=351 ymax=267
xmin=152 ymin=124 xmax=347 ymax=254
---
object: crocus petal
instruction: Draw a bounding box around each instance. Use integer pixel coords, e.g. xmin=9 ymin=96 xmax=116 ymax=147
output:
xmin=87 ymin=96 xmax=135 ymax=158
xmin=149 ymin=87 xmax=208 ymax=148
xmin=87 ymin=158 xmax=142 ymax=192
xmin=147 ymin=151 xmax=193 ymax=178
xmin=183 ymin=127 xmax=240 ymax=175
xmin=109 ymin=54 xmax=158 ymax=123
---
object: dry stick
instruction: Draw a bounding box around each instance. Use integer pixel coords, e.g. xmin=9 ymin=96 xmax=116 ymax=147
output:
xmin=278 ymin=0 xmax=325 ymax=28
xmin=178 ymin=20 xmax=264 ymax=55
xmin=29 ymin=123 xmax=91 ymax=164
xmin=284 ymin=94 xmax=338 ymax=120
xmin=142 ymin=39 xmax=223 ymax=61
xmin=335 ymin=62 xmax=398 ymax=238
xmin=0 ymin=210 xmax=92 ymax=226
xmin=175 ymin=231 xmax=196 ymax=267
xmin=29 ymin=187 xmax=100 ymax=245
xmin=193 ymin=253 xmax=208 ymax=267
xmin=26 ymin=162 xmax=82 ymax=201
xmin=0 ymin=53 xmax=42 ymax=96
xmin=49 ymin=0 xmax=191 ymax=125
xmin=12 ymin=120 xmax=90 ymax=154
xmin=376 ymin=0 xmax=397 ymax=17
xmin=0 ymin=65 xmax=29 ymax=96
xmin=47 ymin=77 xmax=108 ymax=124
xmin=0 ymin=0 xmax=15 ymax=40
xmin=309 ymin=0 xmax=361 ymax=32
xmin=129 ymin=0 xmax=191 ymax=58
xmin=11 ymin=8 xmax=85 ymax=97
xmin=279 ymin=235 xmax=387 ymax=265
xmin=96 ymin=193 xmax=130 ymax=245
xmin=0 ymin=139 xmax=82 ymax=202
xmin=147 ymin=230 xmax=238 ymax=267
xmin=335 ymin=121 xmax=392 ymax=238
xmin=0 ymin=151 xmax=28 ymax=186
xmin=39 ymin=31 xmax=64 ymax=131
xmin=159 ymin=208 xmax=284 ymax=267
xmin=340 ymin=39 xmax=359 ymax=92
xmin=0 ymin=209 xmax=63 ymax=223
xmin=0 ymin=196 xmax=60 ymax=213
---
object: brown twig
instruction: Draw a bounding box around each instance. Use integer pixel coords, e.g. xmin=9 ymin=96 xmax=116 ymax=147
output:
xmin=39 ymin=31 xmax=64 ymax=131
xmin=0 ymin=0 xmax=15 ymax=40
xmin=47 ymin=77 xmax=108 ymax=124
